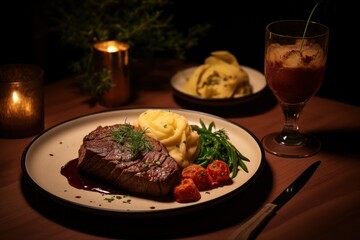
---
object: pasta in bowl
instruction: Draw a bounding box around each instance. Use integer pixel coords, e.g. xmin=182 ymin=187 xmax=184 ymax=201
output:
xmin=170 ymin=52 xmax=267 ymax=107
xmin=184 ymin=51 xmax=253 ymax=99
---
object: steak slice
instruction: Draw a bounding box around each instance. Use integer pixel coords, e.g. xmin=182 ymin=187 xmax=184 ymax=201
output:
xmin=78 ymin=124 xmax=181 ymax=197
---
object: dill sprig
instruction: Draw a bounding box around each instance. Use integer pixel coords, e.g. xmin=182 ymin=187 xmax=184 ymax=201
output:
xmin=112 ymin=124 xmax=153 ymax=159
xmin=191 ymin=119 xmax=249 ymax=178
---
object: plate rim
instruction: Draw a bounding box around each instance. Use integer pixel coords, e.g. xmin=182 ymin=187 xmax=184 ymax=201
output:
xmin=21 ymin=107 xmax=265 ymax=217
xmin=170 ymin=65 xmax=267 ymax=106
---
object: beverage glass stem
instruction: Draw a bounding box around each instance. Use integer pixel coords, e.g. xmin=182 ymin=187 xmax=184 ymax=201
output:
xmin=277 ymin=102 xmax=305 ymax=145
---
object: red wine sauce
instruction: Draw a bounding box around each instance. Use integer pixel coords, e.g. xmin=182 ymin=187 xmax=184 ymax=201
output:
xmin=60 ymin=159 xmax=123 ymax=194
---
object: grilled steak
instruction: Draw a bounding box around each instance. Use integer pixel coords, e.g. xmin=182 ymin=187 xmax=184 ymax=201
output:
xmin=78 ymin=124 xmax=182 ymax=197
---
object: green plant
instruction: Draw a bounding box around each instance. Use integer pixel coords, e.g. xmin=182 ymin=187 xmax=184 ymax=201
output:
xmin=47 ymin=0 xmax=210 ymax=96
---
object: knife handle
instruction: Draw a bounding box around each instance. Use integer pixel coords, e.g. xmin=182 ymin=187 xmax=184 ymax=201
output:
xmin=227 ymin=203 xmax=277 ymax=240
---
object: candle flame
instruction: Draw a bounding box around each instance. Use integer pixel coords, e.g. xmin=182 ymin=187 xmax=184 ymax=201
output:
xmin=8 ymin=90 xmax=33 ymax=116
xmin=107 ymin=45 xmax=118 ymax=53
xmin=12 ymin=91 xmax=20 ymax=104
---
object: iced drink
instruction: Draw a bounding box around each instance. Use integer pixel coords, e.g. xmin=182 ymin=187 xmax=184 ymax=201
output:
xmin=265 ymin=40 xmax=326 ymax=104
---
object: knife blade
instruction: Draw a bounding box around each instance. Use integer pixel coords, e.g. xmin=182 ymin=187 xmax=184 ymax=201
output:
xmin=227 ymin=160 xmax=321 ymax=240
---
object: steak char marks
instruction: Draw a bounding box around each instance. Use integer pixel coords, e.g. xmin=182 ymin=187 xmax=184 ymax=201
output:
xmin=78 ymin=124 xmax=181 ymax=197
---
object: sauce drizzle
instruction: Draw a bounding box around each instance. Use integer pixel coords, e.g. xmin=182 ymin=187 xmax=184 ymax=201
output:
xmin=60 ymin=159 xmax=123 ymax=194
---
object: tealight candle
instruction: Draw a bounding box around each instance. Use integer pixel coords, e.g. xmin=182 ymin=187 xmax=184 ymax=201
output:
xmin=0 ymin=64 xmax=44 ymax=138
xmin=93 ymin=40 xmax=130 ymax=107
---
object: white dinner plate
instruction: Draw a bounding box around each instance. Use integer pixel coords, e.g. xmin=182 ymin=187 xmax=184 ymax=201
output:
xmin=22 ymin=108 xmax=264 ymax=217
xmin=170 ymin=66 xmax=267 ymax=106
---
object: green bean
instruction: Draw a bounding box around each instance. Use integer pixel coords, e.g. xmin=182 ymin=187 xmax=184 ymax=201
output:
xmin=192 ymin=119 xmax=249 ymax=178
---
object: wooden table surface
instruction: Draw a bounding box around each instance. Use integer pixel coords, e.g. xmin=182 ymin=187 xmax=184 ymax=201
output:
xmin=1 ymin=59 xmax=359 ymax=240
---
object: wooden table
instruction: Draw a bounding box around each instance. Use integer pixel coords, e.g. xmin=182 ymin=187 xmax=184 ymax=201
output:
xmin=1 ymin=59 xmax=359 ymax=240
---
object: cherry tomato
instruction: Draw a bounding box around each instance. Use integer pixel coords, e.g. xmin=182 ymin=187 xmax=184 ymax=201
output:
xmin=173 ymin=178 xmax=201 ymax=203
xmin=206 ymin=160 xmax=230 ymax=187
xmin=182 ymin=164 xmax=210 ymax=191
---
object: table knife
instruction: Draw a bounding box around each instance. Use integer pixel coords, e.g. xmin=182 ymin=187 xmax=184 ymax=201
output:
xmin=227 ymin=160 xmax=321 ymax=240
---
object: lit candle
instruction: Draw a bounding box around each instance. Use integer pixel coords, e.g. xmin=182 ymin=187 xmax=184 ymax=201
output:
xmin=0 ymin=64 xmax=44 ymax=138
xmin=7 ymin=91 xmax=33 ymax=117
xmin=107 ymin=45 xmax=119 ymax=53
xmin=93 ymin=40 xmax=130 ymax=107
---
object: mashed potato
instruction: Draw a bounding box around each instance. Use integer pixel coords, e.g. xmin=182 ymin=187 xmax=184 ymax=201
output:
xmin=184 ymin=51 xmax=252 ymax=98
xmin=134 ymin=110 xmax=199 ymax=168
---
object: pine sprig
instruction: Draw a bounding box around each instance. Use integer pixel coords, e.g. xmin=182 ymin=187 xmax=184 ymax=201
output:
xmin=82 ymin=68 xmax=114 ymax=97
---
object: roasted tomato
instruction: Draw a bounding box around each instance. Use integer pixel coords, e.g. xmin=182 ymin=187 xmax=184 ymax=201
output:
xmin=206 ymin=160 xmax=231 ymax=187
xmin=173 ymin=178 xmax=201 ymax=203
xmin=181 ymin=164 xmax=210 ymax=191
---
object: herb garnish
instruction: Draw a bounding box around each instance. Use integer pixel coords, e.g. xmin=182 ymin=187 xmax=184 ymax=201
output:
xmin=112 ymin=124 xmax=153 ymax=159
xmin=191 ymin=120 xmax=249 ymax=178
xmin=300 ymin=0 xmax=323 ymax=51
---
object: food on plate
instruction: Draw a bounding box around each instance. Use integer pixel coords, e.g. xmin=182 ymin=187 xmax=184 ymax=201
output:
xmin=191 ymin=119 xmax=249 ymax=178
xmin=175 ymin=160 xmax=231 ymax=202
xmin=77 ymin=123 xmax=182 ymax=197
xmin=206 ymin=160 xmax=231 ymax=187
xmin=184 ymin=51 xmax=253 ymax=98
xmin=74 ymin=109 xmax=250 ymax=203
xmin=182 ymin=164 xmax=210 ymax=191
xmin=134 ymin=109 xmax=200 ymax=168
xmin=173 ymin=178 xmax=201 ymax=203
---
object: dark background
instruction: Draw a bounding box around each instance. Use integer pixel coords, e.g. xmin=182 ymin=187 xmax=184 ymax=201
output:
xmin=1 ymin=0 xmax=349 ymax=105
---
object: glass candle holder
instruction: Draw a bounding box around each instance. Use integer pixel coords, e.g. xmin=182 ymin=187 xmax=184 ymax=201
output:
xmin=93 ymin=40 xmax=130 ymax=107
xmin=0 ymin=64 xmax=44 ymax=138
